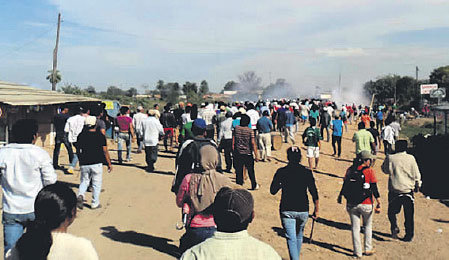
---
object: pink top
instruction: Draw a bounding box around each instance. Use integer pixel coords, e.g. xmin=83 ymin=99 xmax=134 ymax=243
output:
xmin=117 ymin=116 xmax=132 ymax=131
xmin=176 ymin=174 xmax=216 ymax=228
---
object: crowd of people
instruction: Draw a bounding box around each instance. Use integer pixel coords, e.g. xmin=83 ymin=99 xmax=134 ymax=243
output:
xmin=0 ymin=97 xmax=424 ymax=259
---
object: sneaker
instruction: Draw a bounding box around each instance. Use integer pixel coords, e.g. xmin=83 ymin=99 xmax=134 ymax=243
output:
xmin=77 ymin=196 xmax=84 ymax=210
xmin=91 ymin=204 xmax=102 ymax=210
xmin=365 ymin=249 xmax=375 ymax=256
xmin=251 ymin=184 xmax=260 ymax=191
xmin=67 ymin=167 xmax=75 ymax=175
xmin=402 ymin=235 xmax=413 ymax=242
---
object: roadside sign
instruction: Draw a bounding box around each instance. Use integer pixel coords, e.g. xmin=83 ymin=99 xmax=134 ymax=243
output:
xmin=430 ymin=88 xmax=446 ymax=99
xmin=420 ymin=84 xmax=438 ymax=94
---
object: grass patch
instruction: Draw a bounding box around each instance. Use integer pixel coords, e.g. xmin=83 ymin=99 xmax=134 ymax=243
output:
xmin=400 ymin=119 xmax=435 ymax=140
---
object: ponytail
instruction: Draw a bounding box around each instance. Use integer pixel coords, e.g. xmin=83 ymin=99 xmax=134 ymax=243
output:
xmin=15 ymin=183 xmax=77 ymax=260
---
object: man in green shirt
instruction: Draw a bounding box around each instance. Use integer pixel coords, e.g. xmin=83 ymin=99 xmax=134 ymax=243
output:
xmin=352 ymin=122 xmax=376 ymax=157
xmin=302 ymin=118 xmax=322 ymax=170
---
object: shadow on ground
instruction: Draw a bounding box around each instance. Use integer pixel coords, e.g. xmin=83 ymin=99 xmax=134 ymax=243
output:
xmin=313 ymin=170 xmax=343 ymax=179
xmin=101 ymin=226 xmax=180 ymax=258
xmin=110 ymin=162 xmax=174 ymax=176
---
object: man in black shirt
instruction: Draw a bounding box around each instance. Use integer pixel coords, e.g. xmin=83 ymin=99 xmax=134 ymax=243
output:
xmin=76 ymin=116 xmax=112 ymax=210
xmin=52 ymin=106 xmax=74 ymax=169
xmin=367 ymin=121 xmax=381 ymax=154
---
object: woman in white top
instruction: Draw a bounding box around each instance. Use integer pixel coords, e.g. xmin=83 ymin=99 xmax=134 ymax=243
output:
xmin=6 ymin=183 xmax=98 ymax=260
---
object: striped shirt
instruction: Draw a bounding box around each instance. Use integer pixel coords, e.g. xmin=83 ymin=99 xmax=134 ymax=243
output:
xmin=234 ymin=126 xmax=254 ymax=155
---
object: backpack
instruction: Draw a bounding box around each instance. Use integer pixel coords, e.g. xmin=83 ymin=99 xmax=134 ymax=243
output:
xmin=341 ymin=166 xmax=372 ymax=205
xmin=305 ymin=127 xmax=318 ymax=145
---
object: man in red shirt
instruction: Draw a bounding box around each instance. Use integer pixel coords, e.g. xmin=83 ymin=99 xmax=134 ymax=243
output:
xmin=116 ymin=106 xmax=135 ymax=164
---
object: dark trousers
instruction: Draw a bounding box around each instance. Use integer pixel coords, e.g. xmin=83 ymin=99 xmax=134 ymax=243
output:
xmin=206 ymin=126 xmax=214 ymax=140
xmin=332 ymin=135 xmax=342 ymax=156
xmin=179 ymin=226 xmax=216 ymax=253
xmin=221 ymin=139 xmax=233 ymax=171
xmin=383 ymin=140 xmax=393 ymax=155
xmin=163 ymin=129 xmax=173 ymax=150
xmin=234 ymin=152 xmax=257 ymax=189
xmin=320 ymin=125 xmax=330 ymax=142
xmin=145 ymin=145 xmax=158 ymax=171
xmin=53 ymin=133 xmax=74 ymax=167
xmin=388 ymin=192 xmax=414 ymax=238
xmin=376 ymin=119 xmax=383 ymax=132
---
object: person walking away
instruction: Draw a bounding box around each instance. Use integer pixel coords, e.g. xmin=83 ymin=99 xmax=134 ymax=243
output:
xmin=375 ymin=109 xmax=384 ymax=132
xmin=140 ymin=110 xmax=164 ymax=173
xmin=176 ymin=146 xmax=232 ymax=253
xmin=0 ymin=119 xmax=57 ymax=255
xmin=218 ymin=111 xmax=234 ymax=173
xmin=367 ymin=121 xmax=381 ymax=155
xmin=389 ymin=118 xmax=401 ymax=141
xmin=284 ymin=106 xmax=296 ymax=144
xmin=319 ymin=108 xmax=331 ymax=142
xmin=116 ymin=106 xmax=136 ymax=164
xmin=352 ymin=122 xmax=376 ymax=158
xmin=300 ymin=102 xmax=309 ymax=125
xmin=6 ymin=183 xmax=98 ymax=260
xmin=172 ymin=119 xmax=222 ymax=193
xmin=181 ymin=108 xmax=198 ymax=142
xmin=64 ymin=106 xmax=90 ymax=174
xmin=276 ymin=106 xmax=287 ymax=138
xmin=133 ymin=106 xmax=148 ymax=153
xmin=52 ymin=105 xmax=74 ymax=170
xmin=202 ymin=104 xmax=216 ymax=140
xmin=302 ymin=118 xmax=322 ymax=170
xmin=233 ymin=115 xmax=260 ymax=190
xmin=338 ymin=151 xmax=381 ymax=258
xmin=181 ymin=187 xmax=281 ymax=260
xmin=246 ymin=103 xmax=260 ymax=136
xmin=270 ymin=147 xmax=319 ymax=260
xmin=92 ymin=105 xmax=107 ymax=136
xmin=160 ymin=104 xmax=177 ymax=152
xmin=341 ymin=107 xmax=349 ymax=132
xmin=381 ymin=140 xmax=421 ymax=242
xmin=173 ymin=102 xmax=185 ymax=146
xmin=381 ymin=118 xmax=395 ymax=155
xmin=309 ymin=105 xmax=319 ymax=123
xmin=257 ymin=110 xmax=273 ymax=162
xmin=76 ymin=116 xmax=112 ymax=210
xmin=361 ymin=111 xmax=371 ymax=129
xmin=215 ymin=105 xmax=227 ymax=139
xmin=331 ymin=115 xmax=344 ymax=157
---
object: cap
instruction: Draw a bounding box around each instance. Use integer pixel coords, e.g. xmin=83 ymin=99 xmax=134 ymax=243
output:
xmin=137 ymin=105 xmax=143 ymax=111
xmin=360 ymin=150 xmax=376 ymax=160
xmin=238 ymin=107 xmax=246 ymax=114
xmin=84 ymin=116 xmax=97 ymax=126
xmin=225 ymin=111 xmax=233 ymax=118
xmin=193 ymin=118 xmax=206 ymax=130
xmin=214 ymin=188 xmax=254 ymax=224
xmin=148 ymin=109 xmax=157 ymax=116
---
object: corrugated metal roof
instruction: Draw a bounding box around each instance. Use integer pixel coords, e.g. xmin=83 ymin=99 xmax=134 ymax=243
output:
xmin=0 ymin=81 xmax=100 ymax=106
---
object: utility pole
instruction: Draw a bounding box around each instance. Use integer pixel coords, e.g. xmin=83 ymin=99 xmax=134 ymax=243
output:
xmin=338 ymin=72 xmax=342 ymax=97
xmin=51 ymin=13 xmax=61 ymax=91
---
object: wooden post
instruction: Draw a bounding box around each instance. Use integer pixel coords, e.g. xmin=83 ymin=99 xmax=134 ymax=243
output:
xmin=52 ymin=13 xmax=61 ymax=91
xmin=434 ymin=111 xmax=437 ymax=135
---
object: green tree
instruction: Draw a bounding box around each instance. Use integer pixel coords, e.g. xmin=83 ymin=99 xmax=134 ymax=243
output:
xmin=223 ymin=81 xmax=237 ymax=92
xmin=199 ymin=80 xmax=209 ymax=95
xmin=126 ymin=87 xmax=138 ymax=97
xmin=106 ymin=86 xmax=125 ymax=99
xmin=86 ymin=86 xmax=96 ymax=94
xmin=46 ymin=70 xmax=61 ymax=90
xmin=237 ymin=71 xmax=263 ymax=100
xmin=182 ymin=81 xmax=198 ymax=95
xmin=430 ymin=65 xmax=449 ymax=100
xmin=60 ymin=84 xmax=82 ymax=95
xmin=165 ymin=82 xmax=180 ymax=104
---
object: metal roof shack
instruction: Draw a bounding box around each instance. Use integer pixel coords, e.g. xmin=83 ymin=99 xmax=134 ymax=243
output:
xmin=0 ymin=81 xmax=101 ymax=146
xmin=431 ymin=103 xmax=449 ymax=135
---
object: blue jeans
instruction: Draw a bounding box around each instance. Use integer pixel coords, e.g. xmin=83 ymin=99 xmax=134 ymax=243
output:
xmin=179 ymin=226 xmax=216 ymax=253
xmin=281 ymin=211 xmax=309 ymax=260
xmin=79 ymin=163 xmax=103 ymax=207
xmin=69 ymin=142 xmax=79 ymax=168
xmin=2 ymin=212 xmax=35 ymax=255
xmin=117 ymin=132 xmax=131 ymax=162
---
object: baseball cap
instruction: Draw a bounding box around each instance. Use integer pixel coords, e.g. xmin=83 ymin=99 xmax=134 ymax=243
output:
xmin=84 ymin=116 xmax=97 ymax=126
xmin=137 ymin=105 xmax=143 ymax=111
xmin=360 ymin=150 xmax=376 ymax=160
xmin=213 ymin=187 xmax=254 ymax=224
xmin=192 ymin=118 xmax=206 ymax=130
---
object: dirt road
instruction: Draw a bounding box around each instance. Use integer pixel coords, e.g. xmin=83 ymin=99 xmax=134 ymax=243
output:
xmin=2 ymin=123 xmax=449 ymax=259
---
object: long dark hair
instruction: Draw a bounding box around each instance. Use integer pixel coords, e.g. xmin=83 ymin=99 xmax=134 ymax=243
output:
xmin=16 ymin=183 xmax=77 ymax=260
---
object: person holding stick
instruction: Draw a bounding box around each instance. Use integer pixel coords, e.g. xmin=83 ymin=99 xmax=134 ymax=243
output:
xmin=270 ymin=147 xmax=319 ymax=260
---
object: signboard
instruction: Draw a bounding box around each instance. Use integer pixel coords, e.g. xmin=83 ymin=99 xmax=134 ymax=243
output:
xmin=223 ymin=91 xmax=237 ymax=95
xmin=430 ymin=88 xmax=446 ymax=99
xmin=420 ymin=84 xmax=438 ymax=94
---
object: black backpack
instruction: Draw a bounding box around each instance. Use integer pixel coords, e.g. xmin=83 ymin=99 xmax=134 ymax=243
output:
xmin=341 ymin=166 xmax=371 ymax=205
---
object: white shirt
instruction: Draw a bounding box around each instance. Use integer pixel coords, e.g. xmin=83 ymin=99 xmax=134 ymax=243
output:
xmin=181 ymin=113 xmax=192 ymax=125
xmin=300 ymin=105 xmax=309 ymax=116
xmin=218 ymin=118 xmax=233 ymax=142
xmin=246 ymin=109 xmax=260 ymax=130
xmin=381 ymin=125 xmax=396 ymax=145
xmin=132 ymin=112 xmax=148 ymax=132
xmin=390 ymin=121 xmax=401 ymax=137
xmin=140 ymin=116 xmax=164 ymax=146
xmin=6 ymin=232 xmax=98 ymax=260
xmin=0 ymin=144 xmax=57 ymax=214
xmin=64 ymin=114 xmax=86 ymax=143
xmin=202 ymin=109 xmax=216 ymax=125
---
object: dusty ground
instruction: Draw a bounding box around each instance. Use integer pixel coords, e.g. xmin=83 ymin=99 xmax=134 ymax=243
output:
xmin=2 ymin=122 xmax=449 ymax=260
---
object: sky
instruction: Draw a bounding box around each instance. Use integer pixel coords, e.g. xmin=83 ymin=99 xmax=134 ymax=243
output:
xmin=1 ymin=0 xmax=449 ymax=96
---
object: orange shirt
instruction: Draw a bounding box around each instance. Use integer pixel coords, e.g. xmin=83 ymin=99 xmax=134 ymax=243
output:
xmin=361 ymin=114 xmax=371 ymax=128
